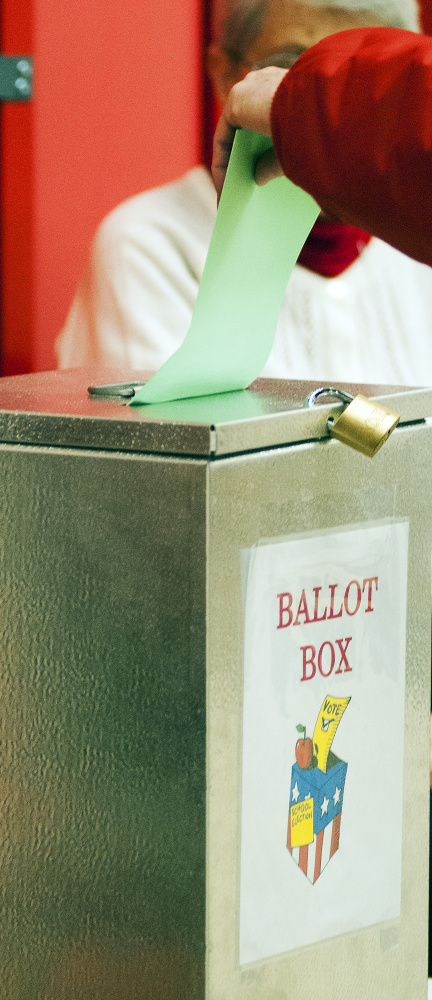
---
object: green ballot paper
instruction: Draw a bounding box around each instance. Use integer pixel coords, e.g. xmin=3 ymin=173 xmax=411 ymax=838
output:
xmin=131 ymin=130 xmax=319 ymax=406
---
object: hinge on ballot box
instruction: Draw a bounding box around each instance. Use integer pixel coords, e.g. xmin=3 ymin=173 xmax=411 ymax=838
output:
xmin=306 ymin=387 xmax=400 ymax=458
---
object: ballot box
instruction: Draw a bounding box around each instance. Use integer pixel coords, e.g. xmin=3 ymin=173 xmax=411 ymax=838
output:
xmin=0 ymin=368 xmax=430 ymax=1000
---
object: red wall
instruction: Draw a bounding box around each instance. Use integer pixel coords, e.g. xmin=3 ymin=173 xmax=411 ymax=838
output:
xmin=1 ymin=0 xmax=202 ymax=373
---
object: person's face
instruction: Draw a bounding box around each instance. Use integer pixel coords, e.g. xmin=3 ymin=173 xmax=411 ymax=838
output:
xmin=208 ymin=0 xmax=385 ymax=103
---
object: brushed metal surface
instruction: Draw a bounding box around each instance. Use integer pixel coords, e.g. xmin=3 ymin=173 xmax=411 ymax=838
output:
xmin=0 ymin=368 xmax=429 ymax=456
xmin=206 ymin=425 xmax=431 ymax=1000
xmin=0 ymin=376 xmax=429 ymax=998
xmin=0 ymin=443 xmax=206 ymax=999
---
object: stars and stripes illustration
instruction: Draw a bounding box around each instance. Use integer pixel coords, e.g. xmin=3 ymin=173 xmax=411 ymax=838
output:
xmin=287 ymin=695 xmax=349 ymax=884
xmin=287 ymin=808 xmax=342 ymax=884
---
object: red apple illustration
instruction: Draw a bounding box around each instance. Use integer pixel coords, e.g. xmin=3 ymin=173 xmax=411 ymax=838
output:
xmin=295 ymin=725 xmax=313 ymax=769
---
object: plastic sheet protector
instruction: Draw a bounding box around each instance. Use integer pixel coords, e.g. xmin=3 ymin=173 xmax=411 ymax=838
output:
xmin=131 ymin=130 xmax=319 ymax=406
xmin=240 ymin=520 xmax=409 ymax=963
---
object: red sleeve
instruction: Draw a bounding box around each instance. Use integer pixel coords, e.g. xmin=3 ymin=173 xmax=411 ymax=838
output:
xmin=270 ymin=27 xmax=432 ymax=267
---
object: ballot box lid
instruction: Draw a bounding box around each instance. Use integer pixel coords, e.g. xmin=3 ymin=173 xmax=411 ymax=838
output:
xmin=0 ymin=368 xmax=430 ymax=458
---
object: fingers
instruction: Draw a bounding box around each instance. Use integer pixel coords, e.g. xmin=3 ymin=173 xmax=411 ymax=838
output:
xmin=211 ymin=66 xmax=288 ymax=202
xmin=255 ymin=147 xmax=284 ymax=186
xmin=212 ymin=110 xmax=237 ymax=204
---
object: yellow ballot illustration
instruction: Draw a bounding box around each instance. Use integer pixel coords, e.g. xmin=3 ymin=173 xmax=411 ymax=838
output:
xmin=290 ymin=797 xmax=314 ymax=849
xmin=312 ymin=695 xmax=351 ymax=773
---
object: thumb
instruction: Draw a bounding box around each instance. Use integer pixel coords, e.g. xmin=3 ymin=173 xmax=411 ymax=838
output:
xmin=255 ymin=146 xmax=283 ymax=186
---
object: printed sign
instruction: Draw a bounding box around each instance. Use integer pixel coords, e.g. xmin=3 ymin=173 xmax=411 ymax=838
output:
xmin=239 ymin=521 xmax=409 ymax=965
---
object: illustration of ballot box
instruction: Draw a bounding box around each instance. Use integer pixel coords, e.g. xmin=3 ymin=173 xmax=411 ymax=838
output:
xmin=287 ymin=754 xmax=347 ymax=883
xmin=0 ymin=368 xmax=429 ymax=1000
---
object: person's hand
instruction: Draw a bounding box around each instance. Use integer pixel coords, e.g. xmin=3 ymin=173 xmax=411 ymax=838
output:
xmin=211 ymin=66 xmax=288 ymax=202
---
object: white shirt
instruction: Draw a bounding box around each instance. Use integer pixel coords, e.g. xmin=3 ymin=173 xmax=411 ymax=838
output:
xmin=56 ymin=166 xmax=432 ymax=386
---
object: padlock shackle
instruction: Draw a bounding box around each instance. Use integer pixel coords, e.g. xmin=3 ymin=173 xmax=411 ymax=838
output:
xmin=305 ymin=387 xmax=354 ymax=408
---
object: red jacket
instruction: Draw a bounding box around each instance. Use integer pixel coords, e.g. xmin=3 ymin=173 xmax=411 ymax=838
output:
xmin=270 ymin=27 xmax=432 ymax=267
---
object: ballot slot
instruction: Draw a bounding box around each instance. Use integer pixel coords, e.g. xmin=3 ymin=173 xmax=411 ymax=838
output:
xmin=87 ymin=380 xmax=147 ymax=399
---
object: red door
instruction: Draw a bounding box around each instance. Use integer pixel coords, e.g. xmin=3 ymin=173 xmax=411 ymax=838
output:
xmin=1 ymin=0 xmax=203 ymax=374
xmin=1 ymin=0 xmax=33 ymax=374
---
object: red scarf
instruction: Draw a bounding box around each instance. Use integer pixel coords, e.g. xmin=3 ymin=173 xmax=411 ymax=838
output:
xmin=298 ymin=218 xmax=371 ymax=278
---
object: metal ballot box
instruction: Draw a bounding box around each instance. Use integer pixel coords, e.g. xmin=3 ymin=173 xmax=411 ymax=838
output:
xmin=0 ymin=368 xmax=430 ymax=1000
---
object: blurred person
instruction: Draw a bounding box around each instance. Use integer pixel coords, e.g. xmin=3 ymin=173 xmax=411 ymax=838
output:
xmin=55 ymin=0 xmax=432 ymax=386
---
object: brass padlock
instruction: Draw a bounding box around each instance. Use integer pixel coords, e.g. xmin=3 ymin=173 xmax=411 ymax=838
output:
xmin=306 ymin=387 xmax=400 ymax=458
